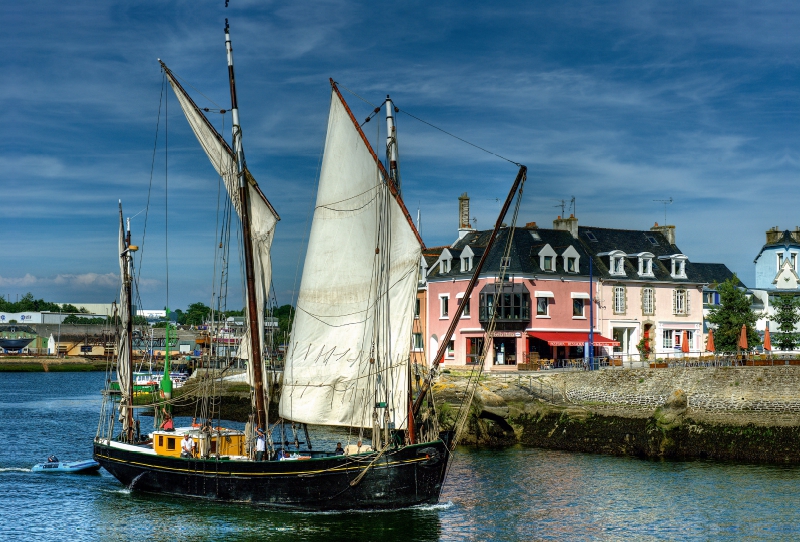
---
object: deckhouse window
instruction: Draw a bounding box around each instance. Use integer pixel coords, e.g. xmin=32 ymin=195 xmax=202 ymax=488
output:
xmin=543 ymin=256 xmax=553 ymax=271
xmin=567 ymin=257 xmax=576 ymax=273
xmin=667 ymin=255 xmax=688 ymax=279
xmin=561 ymin=246 xmax=580 ymax=274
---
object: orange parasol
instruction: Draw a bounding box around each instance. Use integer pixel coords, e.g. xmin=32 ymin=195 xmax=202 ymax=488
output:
xmin=764 ymin=327 xmax=772 ymax=351
xmin=738 ymin=324 xmax=748 ymax=350
xmin=706 ymin=329 xmax=715 ymax=352
xmin=681 ymin=330 xmax=690 ymax=354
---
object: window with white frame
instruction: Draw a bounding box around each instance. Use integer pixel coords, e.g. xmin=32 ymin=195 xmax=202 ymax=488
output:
xmin=662 ymin=329 xmax=673 ymax=349
xmin=440 ymin=295 xmax=449 ymax=318
xmin=637 ymin=253 xmax=654 ymax=277
xmin=573 ymin=298 xmax=584 ymax=317
xmin=561 ymin=246 xmax=580 ymax=273
xmin=669 ymin=255 xmax=687 ymax=279
xmin=414 ymin=298 xmax=420 ymax=318
xmin=613 ymin=286 xmax=626 ymax=314
xmin=793 ymin=253 xmax=797 ymax=271
xmin=606 ymin=250 xmax=626 ymax=276
xmin=673 ymin=289 xmax=689 ymax=315
xmin=412 ymin=333 xmax=423 ymax=351
xmin=537 ymin=297 xmax=549 ymax=316
xmin=538 ymin=244 xmax=557 ymax=272
xmin=777 ymin=252 xmax=784 ymax=270
xmin=642 ymin=287 xmax=655 ymax=315
xmin=457 ymin=294 xmax=470 ymax=317
xmin=460 ymin=246 xmax=474 ymax=273
xmin=446 ymin=339 xmax=455 ymax=358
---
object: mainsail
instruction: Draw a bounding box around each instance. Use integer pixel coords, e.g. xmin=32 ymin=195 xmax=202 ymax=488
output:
xmin=162 ymin=64 xmax=279 ymax=389
xmin=280 ymin=86 xmax=422 ymax=429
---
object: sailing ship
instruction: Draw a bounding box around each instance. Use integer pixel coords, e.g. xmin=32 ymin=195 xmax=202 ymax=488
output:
xmin=94 ymin=21 xmax=525 ymax=510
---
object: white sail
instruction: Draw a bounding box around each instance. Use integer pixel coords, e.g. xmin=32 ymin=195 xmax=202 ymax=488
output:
xmin=116 ymin=205 xmax=132 ymax=433
xmin=164 ymin=69 xmax=278 ymax=389
xmin=279 ymin=89 xmax=422 ymax=429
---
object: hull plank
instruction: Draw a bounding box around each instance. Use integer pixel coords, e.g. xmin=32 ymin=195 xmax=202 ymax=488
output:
xmin=94 ymin=440 xmax=448 ymax=511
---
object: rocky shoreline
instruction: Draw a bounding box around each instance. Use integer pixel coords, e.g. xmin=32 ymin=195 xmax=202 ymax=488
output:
xmin=435 ymin=367 xmax=800 ymax=464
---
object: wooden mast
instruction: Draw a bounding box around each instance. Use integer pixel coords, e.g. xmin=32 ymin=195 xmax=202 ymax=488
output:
xmin=225 ymin=20 xmax=267 ymax=429
xmin=119 ymin=203 xmax=135 ymax=442
xmin=411 ymin=165 xmax=527 ymax=418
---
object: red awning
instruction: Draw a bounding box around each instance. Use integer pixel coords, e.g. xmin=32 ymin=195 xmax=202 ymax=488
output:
xmin=527 ymin=331 xmax=619 ymax=347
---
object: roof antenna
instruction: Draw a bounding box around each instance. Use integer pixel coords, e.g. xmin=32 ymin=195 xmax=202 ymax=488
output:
xmin=569 ymin=195 xmax=576 ymax=217
xmin=554 ymin=199 xmax=566 ymax=216
xmin=653 ymin=197 xmax=673 ymax=224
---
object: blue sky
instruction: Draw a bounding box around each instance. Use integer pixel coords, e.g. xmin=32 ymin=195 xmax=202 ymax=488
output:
xmin=1 ymin=1 xmax=797 ymax=311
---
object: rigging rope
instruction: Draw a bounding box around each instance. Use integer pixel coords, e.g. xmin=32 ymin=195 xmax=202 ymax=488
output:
xmin=336 ymin=82 xmax=522 ymax=167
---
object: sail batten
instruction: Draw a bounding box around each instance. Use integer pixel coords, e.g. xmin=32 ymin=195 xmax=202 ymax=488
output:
xmin=280 ymin=89 xmax=421 ymax=429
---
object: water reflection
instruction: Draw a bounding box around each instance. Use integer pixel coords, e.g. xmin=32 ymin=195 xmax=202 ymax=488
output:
xmin=6 ymin=373 xmax=800 ymax=541
xmin=90 ymin=488 xmax=441 ymax=542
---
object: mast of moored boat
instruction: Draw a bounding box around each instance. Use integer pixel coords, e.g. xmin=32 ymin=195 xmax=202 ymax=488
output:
xmin=385 ymin=96 xmax=401 ymax=195
xmin=225 ymin=19 xmax=267 ymax=429
xmin=118 ymin=203 xmax=137 ymax=442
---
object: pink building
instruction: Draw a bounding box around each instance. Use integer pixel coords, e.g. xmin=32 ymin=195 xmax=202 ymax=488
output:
xmin=422 ymin=195 xmax=729 ymax=369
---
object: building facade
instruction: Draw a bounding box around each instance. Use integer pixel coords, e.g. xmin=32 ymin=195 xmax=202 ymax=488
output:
xmin=423 ymin=195 xmax=735 ymax=369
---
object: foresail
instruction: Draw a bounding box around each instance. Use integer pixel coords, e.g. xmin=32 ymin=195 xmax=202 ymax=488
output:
xmin=163 ymin=65 xmax=278 ymax=389
xmin=116 ymin=205 xmax=131 ymax=433
xmin=279 ymin=88 xmax=421 ymax=429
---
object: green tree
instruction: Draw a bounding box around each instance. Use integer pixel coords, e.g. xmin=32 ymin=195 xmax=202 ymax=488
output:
xmin=707 ymin=275 xmax=761 ymax=352
xmin=184 ymin=302 xmax=211 ymax=326
xmin=772 ymin=294 xmax=800 ymax=351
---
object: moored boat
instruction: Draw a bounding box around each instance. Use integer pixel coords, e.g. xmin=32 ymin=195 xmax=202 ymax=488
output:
xmin=94 ymin=18 xmax=524 ymax=511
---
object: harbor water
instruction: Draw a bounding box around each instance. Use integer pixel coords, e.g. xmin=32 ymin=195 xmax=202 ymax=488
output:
xmin=2 ymin=371 xmax=800 ymax=541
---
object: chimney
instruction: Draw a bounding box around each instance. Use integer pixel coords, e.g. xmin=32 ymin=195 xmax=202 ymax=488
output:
xmin=765 ymin=226 xmax=781 ymax=244
xmin=651 ymin=222 xmax=676 ymax=246
xmin=457 ymin=192 xmax=474 ymax=240
xmin=553 ymin=214 xmax=578 ymax=238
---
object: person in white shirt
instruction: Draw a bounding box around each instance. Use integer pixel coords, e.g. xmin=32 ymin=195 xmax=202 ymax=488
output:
xmin=255 ymin=428 xmax=266 ymax=461
xmin=180 ymin=434 xmax=195 ymax=458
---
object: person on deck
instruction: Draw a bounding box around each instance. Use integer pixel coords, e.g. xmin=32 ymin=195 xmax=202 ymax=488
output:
xmin=181 ymin=434 xmax=195 ymax=458
xmin=160 ymin=410 xmax=174 ymax=431
xmin=334 ymin=442 xmax=344 ymax=455
xmin=255 ymin=428 xmax=266 ymax=461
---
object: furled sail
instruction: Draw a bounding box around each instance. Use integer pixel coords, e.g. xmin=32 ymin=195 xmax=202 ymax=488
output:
xmin=162 ymin=65 xmax=278 ymax=389
xmin=279 ymin=87 xmax=422 ymax=429
xmin=116 ymin=205 xmax=132 ymax=434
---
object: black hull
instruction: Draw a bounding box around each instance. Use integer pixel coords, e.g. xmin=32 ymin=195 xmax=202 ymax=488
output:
xmin=94 ymin=439 xmax=450 ymax=511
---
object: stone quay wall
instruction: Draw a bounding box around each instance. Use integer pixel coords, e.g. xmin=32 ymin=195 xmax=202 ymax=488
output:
xmin=551 ymin=366 xmax=800 ymax=414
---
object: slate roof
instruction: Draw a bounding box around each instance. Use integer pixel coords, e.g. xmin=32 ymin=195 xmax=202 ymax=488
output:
xmin=690 ymin=263 xmax=743 ymax=288
xmin=753 ymin=229 xmax=800 ymax=262
xmin=426 ymin=223 xmax=731 ymax=286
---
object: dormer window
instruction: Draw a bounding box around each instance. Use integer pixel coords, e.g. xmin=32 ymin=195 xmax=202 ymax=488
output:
xmin=438 ymin=249 xmax=454 ymax=274
xmin=633 ymin=252 xmax=655 ymax=277
xmin=660 ymin=254 xmax=688 ymax=279
xmin=537 ymin=244 xmax=557 ymax=273
xmin=561 ymin=245 xmax=581 ymax=274
xmin=600 ymin=250 xmax=626 ymax=276
xmin=460 ymin=246 xmax=475 ymax=273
